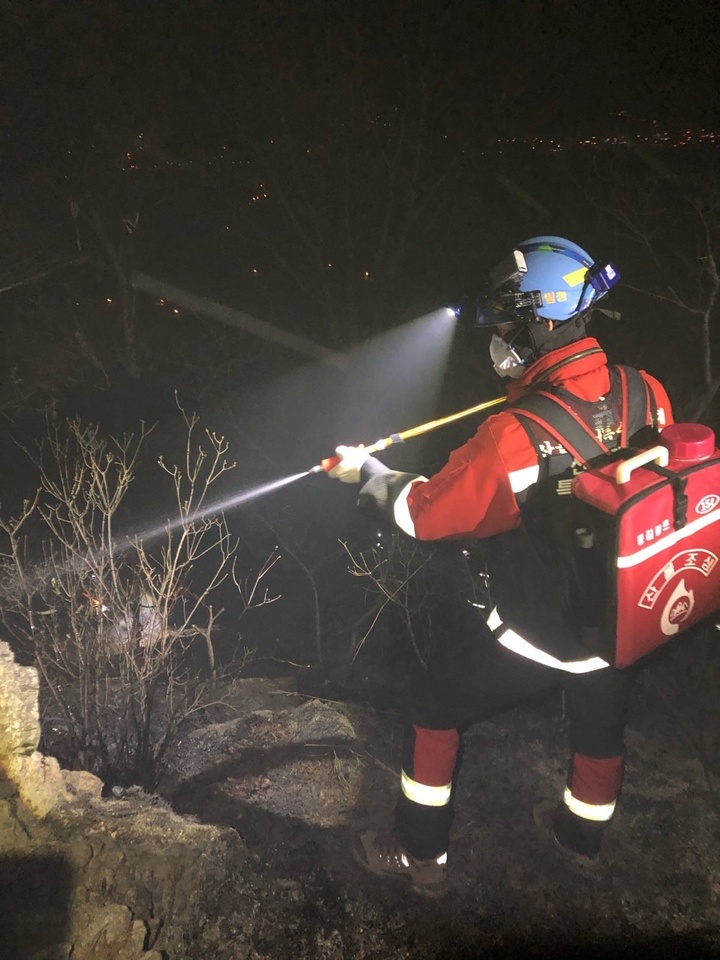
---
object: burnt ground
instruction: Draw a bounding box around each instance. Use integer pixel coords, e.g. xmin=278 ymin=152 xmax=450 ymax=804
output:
xmin=166 ymin=634 xmax=720 ymax=960
xmin=2 ymin=636 xmax=719 ymax=960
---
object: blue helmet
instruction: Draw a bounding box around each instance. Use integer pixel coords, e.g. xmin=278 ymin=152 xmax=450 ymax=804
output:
xmin=475 ymin=235 xmax=620 ymax=327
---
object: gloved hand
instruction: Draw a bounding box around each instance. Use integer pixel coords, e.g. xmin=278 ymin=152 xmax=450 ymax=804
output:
xmin=327 ymin=445 xmax=370 ymax=483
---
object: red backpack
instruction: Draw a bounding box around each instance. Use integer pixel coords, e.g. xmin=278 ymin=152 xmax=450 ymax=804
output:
xmin=513 ymin=374 xmax=720 ymax=667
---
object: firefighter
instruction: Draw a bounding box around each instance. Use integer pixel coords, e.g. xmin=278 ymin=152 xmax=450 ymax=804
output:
xmin=328 ymin=236 xmax=674 ymax=897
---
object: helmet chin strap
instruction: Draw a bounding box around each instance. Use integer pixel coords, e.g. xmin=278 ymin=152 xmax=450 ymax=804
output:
xmin=503 ymin=313 xmax=590 ymax=366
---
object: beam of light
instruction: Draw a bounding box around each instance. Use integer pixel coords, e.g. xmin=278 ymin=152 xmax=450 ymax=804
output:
xmin=14 ymin=308 xmax=462 ymax=590
xmin=132 ymin=272 xmax=347 ymax=369
xmin=338 ymin=307 xmax=459 ymax=445
xmin=124 ymin=307 xmax=460 ymax=545
xmin=218 ymin=305 xmax=460 ymax=483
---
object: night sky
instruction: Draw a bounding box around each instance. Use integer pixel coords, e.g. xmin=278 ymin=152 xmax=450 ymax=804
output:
xmin=3 ymin=0 xmax=718 ymax=170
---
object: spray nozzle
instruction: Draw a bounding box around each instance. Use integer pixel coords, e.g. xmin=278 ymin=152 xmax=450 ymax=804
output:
xmin=309 ymin=456 xmax=342 ymax=474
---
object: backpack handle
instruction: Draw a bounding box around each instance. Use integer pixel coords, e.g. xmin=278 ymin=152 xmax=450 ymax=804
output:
xmin=615 ymin=445 xmax=669 ymax=485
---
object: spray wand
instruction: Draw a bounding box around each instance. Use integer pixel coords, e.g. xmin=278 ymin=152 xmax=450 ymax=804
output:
xmin=309 ymin=394 xmax=506 ymax=474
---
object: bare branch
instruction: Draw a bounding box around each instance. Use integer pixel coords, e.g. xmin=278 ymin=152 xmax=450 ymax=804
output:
xmin=0 ymin=406 xmax=281 ymax=788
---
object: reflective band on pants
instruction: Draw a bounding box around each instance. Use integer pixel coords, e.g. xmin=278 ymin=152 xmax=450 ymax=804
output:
xmin=563 ymin=786 xmax=616 ymax=822
xmin=401 ymin=770 xmax=452 ymax=807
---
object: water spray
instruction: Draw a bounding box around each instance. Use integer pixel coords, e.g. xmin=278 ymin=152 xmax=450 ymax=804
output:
xmin=58 ymin=394 xmax=506 ymax=557
xmin=309 ymin=394 xmax=506 ymax=474
xmin=113 ymin=393 xmax=507 ymax=545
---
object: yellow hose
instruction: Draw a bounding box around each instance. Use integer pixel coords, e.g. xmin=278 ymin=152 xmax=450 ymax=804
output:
xmin=312 ymin=394 xmax=506 ymax=472
xmin=367 ymin=395 xmax=506 ymax=451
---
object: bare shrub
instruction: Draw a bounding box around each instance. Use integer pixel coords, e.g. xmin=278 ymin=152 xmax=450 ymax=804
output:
xmin=0 ymin=403 xmax=280 ymax=788
xmin=341 ymin=532 xmax=490 ymax=676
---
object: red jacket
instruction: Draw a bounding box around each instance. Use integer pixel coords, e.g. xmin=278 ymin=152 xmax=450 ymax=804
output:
xmin=395 ymin=337 xmax=673 ymax=541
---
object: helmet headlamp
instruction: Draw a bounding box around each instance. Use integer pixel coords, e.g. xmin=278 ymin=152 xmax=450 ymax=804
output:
xmin=475 ymin=288 xmax=543 ymax=327
xmin=475 ymin=248 xmax=543 ymax=327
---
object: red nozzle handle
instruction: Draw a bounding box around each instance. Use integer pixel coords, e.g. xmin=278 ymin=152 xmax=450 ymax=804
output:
xmin=320 ymin=454 xmax=341 ymax=473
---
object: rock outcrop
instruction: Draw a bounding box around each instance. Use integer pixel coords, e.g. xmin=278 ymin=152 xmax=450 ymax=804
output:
xmin=162 ymin=687 xmax=364 ymax=828
xmin=0 ymin=642 xmax=262 ymax=959
xmin=0 ymin=642 xmax=104 ymax=818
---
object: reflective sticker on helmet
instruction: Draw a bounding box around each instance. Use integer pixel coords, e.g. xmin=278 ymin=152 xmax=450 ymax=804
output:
xmin=562 ymin=266 xmax=587 ymax=287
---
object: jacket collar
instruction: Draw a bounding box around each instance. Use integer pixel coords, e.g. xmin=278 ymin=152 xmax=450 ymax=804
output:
xmin=505 ymin=337 xmax=609 ymax=403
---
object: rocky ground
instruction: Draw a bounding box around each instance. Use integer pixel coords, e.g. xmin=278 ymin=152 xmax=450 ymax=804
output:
xmin=160 ymin=643 xmax=720 ymax=960
xmin=2 ymin=636 xmax=720 ymax=960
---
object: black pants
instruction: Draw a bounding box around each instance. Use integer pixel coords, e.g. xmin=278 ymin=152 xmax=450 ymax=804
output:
xmin=395 ymin=604 xmax=639 ymax=859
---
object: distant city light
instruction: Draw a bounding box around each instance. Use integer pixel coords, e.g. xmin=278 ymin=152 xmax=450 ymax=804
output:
xmin=118 ymin=120 xmax=717 ymax=175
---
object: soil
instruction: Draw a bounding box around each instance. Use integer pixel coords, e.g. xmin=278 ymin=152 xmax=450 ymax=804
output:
xmin=162 ymin=650 xmax=720 ymax=960
xmin=4 ymin=642 xmax=720 ymax=960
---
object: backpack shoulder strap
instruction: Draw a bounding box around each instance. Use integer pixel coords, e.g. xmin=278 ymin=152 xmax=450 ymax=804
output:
xmin=512 ymin=363 xmax=654 ymax=465
xmin=616 ymin=364 xmax=657 ymax=439
xmin=511 ymin=391 xmax=607 ymax=466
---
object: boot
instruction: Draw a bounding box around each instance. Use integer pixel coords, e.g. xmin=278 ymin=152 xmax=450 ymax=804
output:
xmin=533 ymin=800 xmax=607 ymax=863
xmin=352 ymin=828 xmax=448 ymax=897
